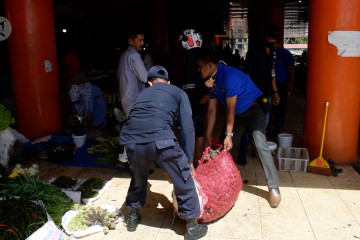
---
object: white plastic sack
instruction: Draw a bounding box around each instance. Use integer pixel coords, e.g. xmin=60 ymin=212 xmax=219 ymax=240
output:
xmin=0 ymin=127 xmax=28 ymax=167
xmin=26 ymin=200 xmax=63 ymax=240
xmin=62 ymin=210 xmax=103 ymax=238
xmin=26 ymin=220 xmax=63 ymax=240
xmin=61 ymin=204 xmax=123 ymax=238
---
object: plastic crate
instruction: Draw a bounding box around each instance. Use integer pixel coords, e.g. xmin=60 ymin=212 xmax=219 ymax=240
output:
xmin=277 ymin=147 xmax=309 ymax=172
xmin=103 ymin=92 xmax=119 ymax=104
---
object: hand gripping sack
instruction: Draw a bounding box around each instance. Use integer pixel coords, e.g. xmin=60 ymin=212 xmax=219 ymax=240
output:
xmin=195 ymin=145 xmax=243 ymax=223
xmin=172 ymin=145 xmax=243 ymax=223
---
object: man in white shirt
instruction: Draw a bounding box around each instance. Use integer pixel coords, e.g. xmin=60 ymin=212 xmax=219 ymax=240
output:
xmin=116 ymin=31 xmax=148 ymax=163
xmin=116 ymin=31 xmax=148 ymax=117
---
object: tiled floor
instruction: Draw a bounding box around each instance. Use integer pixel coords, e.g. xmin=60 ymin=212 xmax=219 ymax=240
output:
xmin=31 ymin=93 xmax=360 ymax=240
xmin=35 ymin=154 xmax=360 ymax=240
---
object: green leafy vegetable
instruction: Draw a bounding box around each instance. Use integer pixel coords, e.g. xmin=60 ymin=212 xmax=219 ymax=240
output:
xmin=0 ymin=173 xmax=75 ymax=226
xmin=0 ymin=104 xmax=15 ymax=131
xmin=0 ymin=198 xmax=47 ymax=240
xmin=77 ymin=178 xmax=105 ymax=199
xmin=51 ymin=175 xmax=77 ymax=189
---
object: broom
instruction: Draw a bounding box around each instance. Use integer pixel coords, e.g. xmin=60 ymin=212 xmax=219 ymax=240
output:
xmin=307 ymin=101 xmax=332 ymax=176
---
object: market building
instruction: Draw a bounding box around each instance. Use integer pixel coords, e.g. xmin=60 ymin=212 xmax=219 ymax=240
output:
xmin=0 ymin=0 xmax=360 ymax=239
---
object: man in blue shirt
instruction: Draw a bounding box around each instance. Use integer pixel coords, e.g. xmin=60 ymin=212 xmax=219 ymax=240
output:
xmin=120 ymin=66 xmax=208 ymax=240
xmin=197 ymin=49 xmax=281 ymax=208
xmin=269 ymin=40 xmax=295 ymax=137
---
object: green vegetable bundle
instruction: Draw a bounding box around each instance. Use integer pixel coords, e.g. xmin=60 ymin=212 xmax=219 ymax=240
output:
xmin=77 ymin=177 xmax=105 ymax=199
xmin=87 ymin=136 xmax=118 ymax=154
xmin=0 ymin=104 xmax=15 ymax=131
xmin=51 ymin=175 xmax=77 ymax=189
xmin=0 ymin=198 xmax=47 ymax=240
xmin=67 ymin=206 xmax=120 ymax=234
xmin=0 ymin=173 xmax=75 ymax=226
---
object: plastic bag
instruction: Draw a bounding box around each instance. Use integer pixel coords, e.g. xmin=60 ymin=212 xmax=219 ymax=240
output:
xmin=194 ymin=145 xmax=243 ymax=223
xmin=26 ymin=200 xmax=63 ymax=240
xmin=62 ymin=204 xmax=123 ymax=238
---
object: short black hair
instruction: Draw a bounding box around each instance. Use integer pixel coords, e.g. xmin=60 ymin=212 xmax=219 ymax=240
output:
xmin=264 ymin=25 xmax=280 ymax=40
xmin=126 ymin=28 xmax=145 ymax=40
xmin=197 ymin=48 xmax=219 ymax=64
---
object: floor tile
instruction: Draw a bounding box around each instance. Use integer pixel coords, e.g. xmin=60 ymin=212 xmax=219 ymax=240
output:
xmin=261 ymin=216 xmax=315 ymax=240
xmin=328 ymin=165 xmax=360 ymax=186
xmin=296 ymin=186 xmax=342 ymax=201
xmin=210 ymin=214 xmax=262 ymax=239
xmin=334 ymin=184 xmax=360 ymax=201
xmin=234 ymin=188 xmax=261 ymax=217
xmin=291 ymin=172 xmax=333 ymax=188
xmin=210 ymin=237 xmax=259 ymax=240
xmin=109 ymin=228 xmax=159 ymax=240
xmin=259 ymin=195 xmax=307 ymax=219
xmin=309 ymin=218 xmax=360 ymax=240
xmin=159 ymin=210 xmax=187 ymax=235
xmin=302 ymin=198 xmax=355 ymax=221
xmin=343 ymin=199 xmax=360 ymax=224
xmin=156 ymin=232 xmax=192 ymax=240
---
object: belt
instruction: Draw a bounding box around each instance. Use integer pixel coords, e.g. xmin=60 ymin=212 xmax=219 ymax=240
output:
xmin=251 ymin=101 xmax=258 ymax=107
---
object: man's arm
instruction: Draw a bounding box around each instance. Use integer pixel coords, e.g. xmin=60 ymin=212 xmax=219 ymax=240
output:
xmin=178 ymin=92 xmax=195 ymax=163
xmin=272 ymin=76 xmax=280 ymax=105
xmin=224 ymin=95 xmax=237 ymax=151
xmin=204 ymin=98 xmax=218 ymax=147
xmin=133 ymin=57 xmax=148 ymax=83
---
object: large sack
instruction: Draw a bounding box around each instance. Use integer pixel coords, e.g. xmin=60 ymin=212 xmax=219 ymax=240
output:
xmin=172 ymin=145 xmax=243 ymax=223
xmin=195 ymin=145 xmax=243 ymax=223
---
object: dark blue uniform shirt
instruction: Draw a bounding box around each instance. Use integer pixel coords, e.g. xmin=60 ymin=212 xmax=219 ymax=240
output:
xmin=119 ymin=82 xmax=195 ymax=163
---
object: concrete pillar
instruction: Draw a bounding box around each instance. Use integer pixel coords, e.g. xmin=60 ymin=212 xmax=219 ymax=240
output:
xmin=3 ymin=0 xmax=62 ymax=138
xmin=304 ymin=0 xmax=360 ymax=163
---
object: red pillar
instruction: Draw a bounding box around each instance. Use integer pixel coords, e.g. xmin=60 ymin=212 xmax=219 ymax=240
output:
xmin=304 ymin=0 xmax=360 ymax=163
xmin=4 ymin=0 xmax=62 ymax=138
xmin=248 ymin=0 xmax=285 ymax=48
xmin=150 ymin=0 xmax=169 ymax=69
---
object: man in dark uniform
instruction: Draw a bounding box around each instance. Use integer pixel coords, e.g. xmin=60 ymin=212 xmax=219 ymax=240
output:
xmin=119 ymin=65 xmax=208 ymax=240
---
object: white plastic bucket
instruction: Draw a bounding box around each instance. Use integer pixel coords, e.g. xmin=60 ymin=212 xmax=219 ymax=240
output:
xmin=267 ymin=141 xmax=277 ymax=151
xmin=277 ymin=133 xmax=293 ymax=148
xmin=267 ymin=141 xmax=277 ymax=157
xmin=72 ymin=134 xmax=86 ymax=148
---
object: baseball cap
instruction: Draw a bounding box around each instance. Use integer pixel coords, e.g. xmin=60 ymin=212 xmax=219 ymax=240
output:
xmin=147 ymin=65 xmax=169 ymax=81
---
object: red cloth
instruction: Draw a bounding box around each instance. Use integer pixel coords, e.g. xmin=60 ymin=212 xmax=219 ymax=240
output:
xmin=62 ymin=51 xmax=81 ymax=78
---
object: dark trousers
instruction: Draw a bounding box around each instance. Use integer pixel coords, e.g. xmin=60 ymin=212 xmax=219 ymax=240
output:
xmin=125 ymin=140 xmax=201 ymax=219
xmin=271 ymin=81 xmax=289 ymax=134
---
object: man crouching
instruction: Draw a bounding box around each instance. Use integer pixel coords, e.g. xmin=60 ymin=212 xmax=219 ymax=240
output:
xmin=119 ymin=65 xmax=208 ymax=240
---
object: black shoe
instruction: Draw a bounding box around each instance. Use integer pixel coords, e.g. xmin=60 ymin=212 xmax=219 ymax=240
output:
xmin=126 ymin=209 xmax=141 ymax=232
xmin=185 ymin=218 xmax=208 ymax=240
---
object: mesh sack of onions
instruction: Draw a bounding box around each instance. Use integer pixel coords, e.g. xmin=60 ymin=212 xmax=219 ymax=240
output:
xmin=173 ymin=144 xmax=243 ymax=223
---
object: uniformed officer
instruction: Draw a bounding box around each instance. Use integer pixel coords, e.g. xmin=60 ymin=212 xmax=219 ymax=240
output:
xmin=119 ymin=65 xmax=208 ymax=240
